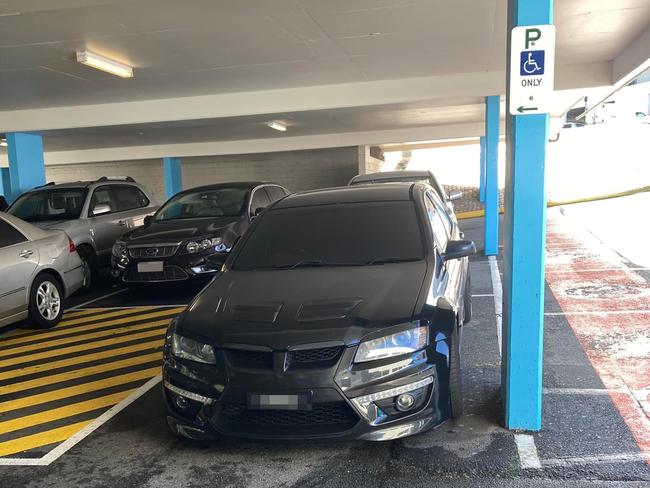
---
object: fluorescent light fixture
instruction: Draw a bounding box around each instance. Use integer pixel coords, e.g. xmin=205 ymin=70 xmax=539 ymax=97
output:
xmin=266 ymin=120 xmax=287 ymax=132
xmin=76 ymin=50 xmax=133 ymax=78
xmin=0 ymin=139 xmax=6 ymax=147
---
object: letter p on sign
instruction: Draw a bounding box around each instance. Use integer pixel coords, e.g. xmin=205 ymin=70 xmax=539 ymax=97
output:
xmin=525 ymin=28 xmax=542 ymax=49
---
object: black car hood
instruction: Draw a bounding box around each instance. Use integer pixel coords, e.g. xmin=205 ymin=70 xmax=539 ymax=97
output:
xmin=178 ymin=261 xmax=428 ymax=349
xmin=124 ymin=216 xmax=242 ymax=243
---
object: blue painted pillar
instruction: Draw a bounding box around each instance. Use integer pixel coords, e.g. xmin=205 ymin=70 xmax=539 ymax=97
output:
xmin=6 ymin=133 xmax=46 ymax=199
xmin=502 ymin=0 xmax=552 ymax=431
xmin=163 ymin=157 xmax=183 ymax=200
xmin=484 ymin=96 xmax=500 ymax=256
xmin=479 ymin=136 xmax=486 ymax=202
xmin=0 ymin=168 xmax=11 ymax=202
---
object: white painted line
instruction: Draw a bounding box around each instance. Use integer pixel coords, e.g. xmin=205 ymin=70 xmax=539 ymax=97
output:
xmin=472 ymin=293 xmax=494 ymax=297
xmin=488 ymin=256 xmax=502 ymax=357
xmin=543 ymin=388 xmax=613 ymax=396
xmin=514 ymin=434 xmax=542 ymax=469
xmin=545 ymin=310 xmax=650 ymax=316
xmin=68 ymin=288 xmax=127 ymax=310
xmin=546 ymin=267 xmax=650 ymax=273
xmin=0 ymin=457 xmax=50 ymax=466
xmin=541 ymin=452 xmax=650 ymax=467
xmin=41 ymin=374 xmax=162 ymax=465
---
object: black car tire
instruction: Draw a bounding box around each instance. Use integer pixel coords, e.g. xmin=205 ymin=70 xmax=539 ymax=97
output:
xmin=449 ymin=323 xmax=464 ymax=419
xmin=463 ymin=272 xmax=472 ymax=324
xmin=28 ymin=273 xmax=64 ymax=329
xmin=76 ymin=245 xmax=95 ymax=290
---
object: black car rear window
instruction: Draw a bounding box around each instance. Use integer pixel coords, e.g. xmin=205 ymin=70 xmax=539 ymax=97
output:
xmin=233 ymin=201 xmax=424 ymax=270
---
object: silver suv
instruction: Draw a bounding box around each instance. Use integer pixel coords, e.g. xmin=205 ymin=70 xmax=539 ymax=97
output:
xmin=7 ymin=177 xmax=159 ymax=287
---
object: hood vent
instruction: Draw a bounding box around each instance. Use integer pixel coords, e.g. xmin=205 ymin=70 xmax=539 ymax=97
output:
xmin=231 ymin=302 xmax=283 ymax=323
xmin=296 ymin=298 xmax=362 ymax=322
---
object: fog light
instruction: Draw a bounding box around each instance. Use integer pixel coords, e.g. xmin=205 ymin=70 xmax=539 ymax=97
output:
xmin=395 ymin=393 xmax=416 ymax=412
xmin=175 ymin=395 xmax=189 ymax=410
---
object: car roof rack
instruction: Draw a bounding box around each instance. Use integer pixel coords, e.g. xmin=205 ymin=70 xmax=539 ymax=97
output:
xmin=96 ymin=176 xmax=135 ymax=182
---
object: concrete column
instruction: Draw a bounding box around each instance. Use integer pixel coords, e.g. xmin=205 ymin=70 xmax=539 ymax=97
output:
xmin=357 ymin=145 xmax=371 ymax=175
xmin=479 ymin=136 xmax=486 ymax=202
xmin=502 ymin=0 xmax=552 ymax=431
xmin=163 ymin=157 xmax=183 ymax=200
xmin=0 ymin=168 xmax=11 ymax=202
xmin=484 ymin=96 xmax=500 ymax=256
xmin=6 ymin=132 xmax=46 ymax=199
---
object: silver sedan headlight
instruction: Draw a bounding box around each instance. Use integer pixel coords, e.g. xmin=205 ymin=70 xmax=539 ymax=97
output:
xmin=171 ymin=333 xmax=217 ymax=364
xmin=354 ymin=325 xmax=428 ymax=363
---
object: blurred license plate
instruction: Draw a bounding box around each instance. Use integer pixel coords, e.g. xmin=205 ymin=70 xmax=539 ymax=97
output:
xmin=247 ymin=393 xmax=312 ymax=410
xmin=138 ymin=261 xmax=164 ymax=273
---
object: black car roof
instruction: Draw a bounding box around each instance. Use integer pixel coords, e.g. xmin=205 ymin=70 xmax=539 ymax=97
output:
xmin=174 ymin=181 xmax=276 ymax=194
xmin=275 ymin=183 xmax=417 ymax=209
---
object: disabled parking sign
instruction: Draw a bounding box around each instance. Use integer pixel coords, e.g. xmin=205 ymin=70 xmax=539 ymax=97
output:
xmin=509 ymin=25 xmax=556 ymax=115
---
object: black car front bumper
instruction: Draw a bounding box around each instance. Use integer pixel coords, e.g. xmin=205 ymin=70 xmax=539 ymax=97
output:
xmin=162 ymin=338 xmax=452 ymax=441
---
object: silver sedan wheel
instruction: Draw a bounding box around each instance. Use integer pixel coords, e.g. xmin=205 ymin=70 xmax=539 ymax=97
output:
xmin=36 ymin=281 xmax=61 ymax=320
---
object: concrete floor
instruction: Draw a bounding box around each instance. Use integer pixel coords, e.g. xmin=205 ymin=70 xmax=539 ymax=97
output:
xmin=0 ymin=199 xmax=649 ymax=487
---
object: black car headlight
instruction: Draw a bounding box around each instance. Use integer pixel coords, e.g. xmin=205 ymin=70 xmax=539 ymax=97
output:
xmin=184 ymin=237 xmax=224 ymax=254
xmin=171 ymin=333 xmax=217 ymax=364
xmin=354 ymin=324 xmax=428 ymax=363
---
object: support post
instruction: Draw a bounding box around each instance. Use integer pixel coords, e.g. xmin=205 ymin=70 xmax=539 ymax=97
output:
xmin=6 ymin=132 xmax=46 ymax=199
xmin=502 ymin=0 xmax=552 ymax=431
xmin=479 ymin=136 xmax=486 ymax=202
xmin=484 ymin=96 xmax=500 ymax=256
xmin=163 ymin=157 xmax=183 ymax=200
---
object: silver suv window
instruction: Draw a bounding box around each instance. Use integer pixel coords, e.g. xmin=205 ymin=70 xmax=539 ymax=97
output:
xmin=112 ymin=185 xmax=149 ymax=211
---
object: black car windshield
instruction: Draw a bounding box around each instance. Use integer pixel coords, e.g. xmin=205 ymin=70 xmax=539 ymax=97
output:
xmin=233 ymin=201 xmax=425 ymax=270
xmin=155 ymin=187 xmax=248 ymax=221
xmin=8 ymin=188 xmax=87 ymax=222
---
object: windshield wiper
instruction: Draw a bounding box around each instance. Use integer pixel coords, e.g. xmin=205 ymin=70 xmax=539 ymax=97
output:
xmin=364 ymin=257 xmax=421 ymax=265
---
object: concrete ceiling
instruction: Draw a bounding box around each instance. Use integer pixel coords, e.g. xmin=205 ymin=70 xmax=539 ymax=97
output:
xmin=0 ymin=0 xmax=648 ymax=111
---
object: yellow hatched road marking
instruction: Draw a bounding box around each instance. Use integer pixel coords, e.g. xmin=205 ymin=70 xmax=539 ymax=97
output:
xmin=63 ymin=308 xmax=116 ymax=319
xmin=0 ymin=319 xmax=171 ymax=358
xmin=0 ymin=352 xmax=162 ymax=395
xmin=0 ymin=389 xmax=136 ymax=435
xmin=0 ymin=420 xmax=89 ymax=457
xmin=0 ymin=307 xmax=183 ymax=347
xmin=0 ymin=339 xmax=164 ymax=381
xmin=0 ymin=367 xmax=159 ymax=414
xmin=0 ymin=329 xmax=166 ymax=369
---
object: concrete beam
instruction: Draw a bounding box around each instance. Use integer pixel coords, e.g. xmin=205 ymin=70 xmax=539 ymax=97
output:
xmin=0 ymin=124 xmax=488 ymax=166
xmin=612 ymin=24 xmax=650 ymax=85
xmin=0 ymin=63 xmax=611 ymax=133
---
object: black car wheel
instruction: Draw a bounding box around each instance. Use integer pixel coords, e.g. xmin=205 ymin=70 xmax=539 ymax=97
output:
xmin=463 ymin=272 xmax=472 ymax=324
xmin=449 ymin=323 xmax=464 ymax=419
xmin=76 ymin=245 xmax=95 ymax=289
xmin=28 ymin=273 xmax=64 ymax=329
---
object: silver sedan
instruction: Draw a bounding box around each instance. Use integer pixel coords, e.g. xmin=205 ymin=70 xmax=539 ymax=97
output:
xmin=0 ymin=212 xmax=84 ymax=329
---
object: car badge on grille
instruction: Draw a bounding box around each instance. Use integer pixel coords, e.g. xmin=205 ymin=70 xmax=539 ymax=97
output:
xmin=146 ymin=247 xmax=160 ymax=257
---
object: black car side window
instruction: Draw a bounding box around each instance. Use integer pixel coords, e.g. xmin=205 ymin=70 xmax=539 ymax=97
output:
xmin=250 ymin=188 xmax=271 ymax=216
xmin=266 ymin=186 xmax=286 ymax=202
xmin=424 ymin=194 xmax=449 ymax=250
xmin=0 ymin=220 xmax=27 ymax=248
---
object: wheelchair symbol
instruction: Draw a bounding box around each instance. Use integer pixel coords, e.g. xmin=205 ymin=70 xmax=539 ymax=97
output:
xmin=520 ymin=50 xmax=545 ymax=76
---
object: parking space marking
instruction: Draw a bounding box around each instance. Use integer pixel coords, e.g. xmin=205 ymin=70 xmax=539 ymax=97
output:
xmin=514 ymin=434 xmax=542 ymax=469
xmin=67 ymin=288 xmax=128 ymax=310
xmin=0 ymin=306 xmax=182 ymax=462
xmin=541 ymin=452 xmax=650 ymax=467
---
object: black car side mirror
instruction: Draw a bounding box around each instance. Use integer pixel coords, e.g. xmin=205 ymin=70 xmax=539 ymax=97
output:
xmin=143 ymin=215 xmax=153 ymax=226
xmin=442 ymin=240 xmax=476 ymax=261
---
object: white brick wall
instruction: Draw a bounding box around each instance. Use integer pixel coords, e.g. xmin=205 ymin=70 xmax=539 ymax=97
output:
xmin=44 ymin=147 xmax=358 ymax=203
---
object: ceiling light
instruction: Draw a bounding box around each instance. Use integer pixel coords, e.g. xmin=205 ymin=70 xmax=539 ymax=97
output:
xmin=266 ymin=120 xmax=287 ymax=132
xmin=76 ymin=50 xmax=133 ymax=78
xmin=0 ymin=139 xmax=7 ymax=147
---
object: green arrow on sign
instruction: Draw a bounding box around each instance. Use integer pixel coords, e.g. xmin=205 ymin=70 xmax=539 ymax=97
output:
xmin=517 ymin=106 xmax=538 ymax=113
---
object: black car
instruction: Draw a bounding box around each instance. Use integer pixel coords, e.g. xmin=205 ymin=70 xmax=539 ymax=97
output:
xmin=111 ymin=182 xmax=289 ymax=284
xmin=162 ymin=183 xmax=475 ymax=441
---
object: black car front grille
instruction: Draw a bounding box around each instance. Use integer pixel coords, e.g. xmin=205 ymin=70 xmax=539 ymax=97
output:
xmin=220 ymin=401 xmax=358 ymax=429
xmin=128 ymin=245 xmax=179 ymax=258
xmin=224 ymin=346 xmax=343 ymax=371
xmin=225 ymin=349 xmax=274 ymax=370
xmin=123 ymin=265 xmax=188 ymax=282
xmin=287 ymin=346 xmax=342 ymax=367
